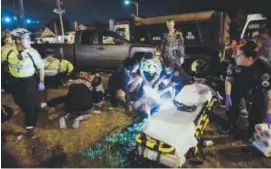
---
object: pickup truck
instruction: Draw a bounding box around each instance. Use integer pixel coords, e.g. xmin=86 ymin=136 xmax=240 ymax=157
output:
xmin=33 ymin=29 xmax=155 ymax=71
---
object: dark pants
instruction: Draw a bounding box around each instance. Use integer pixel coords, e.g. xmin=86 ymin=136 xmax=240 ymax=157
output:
xmin=47 ymin=95 xmax=66 ymax=107
xmin=247 ymin=90 xmax=266 ymax=137
xmin=11 ymin=76 xmax=41 ymax=127
xmin=45 ymin=75 xmax=60 ymax=89
xmin=228 ymin=78 xmax=249 ymax=128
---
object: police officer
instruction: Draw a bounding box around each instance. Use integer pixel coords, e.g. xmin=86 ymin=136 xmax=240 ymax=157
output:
xmin=225 ymin=43 xmax=249 ymax=118
xmin=43 ymin=49 xmax=74 ymax=88
xmin=226 ymin=41 xmax=271 ymax=140
xmin=1 ymin=28 xmax=45 ymax=138
xmin=161 ymin=19 xmax=185 ymax=68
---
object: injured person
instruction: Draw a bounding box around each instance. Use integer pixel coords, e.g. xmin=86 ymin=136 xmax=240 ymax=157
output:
xmin=46 ymin=72 xmax=104 ymax=129
xmin=136 ymin=80 xmax=215 ymax=167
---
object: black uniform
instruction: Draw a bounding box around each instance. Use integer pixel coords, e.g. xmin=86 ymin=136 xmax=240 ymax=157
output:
xmin=226 ymin=57 xmax=248 ymax=112
xmin=47 ymin=78 xmax=94 ymax=116
xmin=227 ymin=58 xmax=271 ymax=137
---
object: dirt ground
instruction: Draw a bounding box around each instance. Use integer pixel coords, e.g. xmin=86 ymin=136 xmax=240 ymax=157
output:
xmin=1 ymin=83 xmax=271 ymax=168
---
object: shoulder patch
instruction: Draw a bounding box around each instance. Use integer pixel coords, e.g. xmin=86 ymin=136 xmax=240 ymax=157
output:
xmin=226 ymin=69 xmax=232 ymax=75
xmin=262 ymin=73 xmax=270 ymax=81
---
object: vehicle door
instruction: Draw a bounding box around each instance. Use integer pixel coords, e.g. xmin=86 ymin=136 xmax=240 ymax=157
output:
xmin=74 ymin=30 xmax=100 ymax=70
xmin=96 ymin=30 xmax=130 ymax=68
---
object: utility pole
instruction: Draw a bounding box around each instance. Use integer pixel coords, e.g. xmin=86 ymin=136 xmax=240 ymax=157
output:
xmin=54 ymin=0 xmax=65 ymax=41
xmin=18 ymin=0 xmax=26 ymax=28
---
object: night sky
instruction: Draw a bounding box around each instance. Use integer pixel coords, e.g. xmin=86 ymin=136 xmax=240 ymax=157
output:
xmin=2 ymin=0 xmax=271 ymax=29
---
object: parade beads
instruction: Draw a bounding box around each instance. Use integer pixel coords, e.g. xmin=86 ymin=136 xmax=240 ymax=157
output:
xmin=79 ymin=121 xmax=144 ymax=167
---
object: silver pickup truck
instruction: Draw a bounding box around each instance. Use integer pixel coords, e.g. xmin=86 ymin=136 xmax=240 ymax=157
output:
xmin=33 ymin=29 xmax=155 ymax=71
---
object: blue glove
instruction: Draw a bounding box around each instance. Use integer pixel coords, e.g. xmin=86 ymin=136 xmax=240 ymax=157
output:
xmin=225 ymin=94 xmax=232 ymax=111
xmin=265 ymin=113 xmax=271 ymax=125
xmin=38 ymin=82 xmax=45 ymax=91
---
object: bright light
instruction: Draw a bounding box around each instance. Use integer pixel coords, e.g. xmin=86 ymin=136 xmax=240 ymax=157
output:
xmin=26 ymin=19 xmax=31 ymax=24
xmin=124 ymin=0 xmax=131 ymax=5
xmin=4 ymin=17 xmax=11 ymax=23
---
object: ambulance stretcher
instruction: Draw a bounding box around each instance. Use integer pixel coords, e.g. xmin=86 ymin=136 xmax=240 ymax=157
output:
xmin=135 ymin=77 xmax=221 ymax=167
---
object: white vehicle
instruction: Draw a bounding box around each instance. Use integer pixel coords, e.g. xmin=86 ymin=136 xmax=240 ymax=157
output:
xmin=241 ymin=13 xmax=268 ymax=40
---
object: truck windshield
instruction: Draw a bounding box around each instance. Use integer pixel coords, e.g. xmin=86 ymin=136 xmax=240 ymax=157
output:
xmin=244 ymin=20 xmax=268 ymax=39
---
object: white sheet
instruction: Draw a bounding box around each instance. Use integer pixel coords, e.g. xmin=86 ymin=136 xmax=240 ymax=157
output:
xmin=141 ymin=83 xmax=213 ymax=165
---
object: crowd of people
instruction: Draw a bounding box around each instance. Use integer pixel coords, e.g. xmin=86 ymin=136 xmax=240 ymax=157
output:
xmin=1 ymin=20 xmax=271 ymax=145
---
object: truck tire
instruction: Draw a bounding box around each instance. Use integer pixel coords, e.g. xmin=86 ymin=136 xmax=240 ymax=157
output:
xmin=183 ymin=55 xmax=211 ymax=77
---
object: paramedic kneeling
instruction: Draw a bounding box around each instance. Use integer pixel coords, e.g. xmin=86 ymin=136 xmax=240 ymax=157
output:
xmin=1 ymin=29 xmax=45 ymax=139
xmin=227 ymin=41 xmax=271 ymax=140
xmin=107 ymin=58 xmax=142 ymax=112
xmin=153 ymin=59 xmax=184 ymax=98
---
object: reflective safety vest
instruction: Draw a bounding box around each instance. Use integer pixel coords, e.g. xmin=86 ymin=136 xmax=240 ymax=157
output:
xmin=43 ymin=56 xmax=61 ymax=76
xmin=1 ymin=47 xmax=44 ymax=78
xmin=72 ymin=79 xmax=93 ymax=91
xmin=60 ymin=59 xmax=74 ymax=74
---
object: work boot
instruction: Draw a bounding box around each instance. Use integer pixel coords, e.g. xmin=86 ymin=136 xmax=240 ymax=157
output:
xmin=59 ymin=117 xmax=67 ymax=129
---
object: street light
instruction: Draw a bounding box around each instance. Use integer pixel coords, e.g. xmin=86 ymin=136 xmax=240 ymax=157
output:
xmin=4 ymin=17 xmax=11 ymax=23
xmin=26 ymin=19 xmax=31 ymax=24
xmin=124 ymin=0 xmax=139 ymax=16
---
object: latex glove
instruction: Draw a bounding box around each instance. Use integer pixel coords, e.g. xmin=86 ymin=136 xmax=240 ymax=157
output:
xmin=38 ymin=82 xmax=45 ymax=91
xmin=225 ymin=94 xmax=232 ymax=111
xmin=265 ymin=113 xmax=271 ymax=125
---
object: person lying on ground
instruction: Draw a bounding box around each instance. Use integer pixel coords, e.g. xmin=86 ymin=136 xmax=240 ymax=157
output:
xmin=107 ymin=57 xmax=143 ymax=113
xmin=46 ymin=72 xmax=102 ymax=129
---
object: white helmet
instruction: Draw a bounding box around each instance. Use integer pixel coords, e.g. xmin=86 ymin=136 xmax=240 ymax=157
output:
xmin=10 ymin=28 xmax=31 ymax=39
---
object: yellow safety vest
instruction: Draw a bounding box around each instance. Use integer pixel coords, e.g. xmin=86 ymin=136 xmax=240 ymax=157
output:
xmin=43 ymin=56 xmax=61 ymax=76
xmin=60 ymin=59 xmax=74 ymax=73
xmin=1 ymin=47 xmax=44 ymax=78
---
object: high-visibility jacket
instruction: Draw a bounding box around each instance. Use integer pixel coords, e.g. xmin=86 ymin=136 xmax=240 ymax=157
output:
xmin=1 ymin=47 xmax=44 ymax=78
xmin=43 ymin=56 xmax=61 ymax=76
xmin=60 ymin=59 xmax=74 ymax=74
xmin=43 ymin=56 xmax=74 ymax=76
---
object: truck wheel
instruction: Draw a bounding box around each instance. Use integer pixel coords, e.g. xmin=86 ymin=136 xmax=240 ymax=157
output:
xmin=183 ymin=55 xmax=211 ymax=76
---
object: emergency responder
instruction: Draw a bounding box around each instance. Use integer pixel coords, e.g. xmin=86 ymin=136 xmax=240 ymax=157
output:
xmin=226 ymin=41 xmax=271 ymax=140
xmin=46 ymin=72 xmax=103 ymax=128
xmin=153 ymin=59 xmax=185 ymax=99
xmin=107 ymin=57 xmax=142 ymax=112
xmin=43 ymin=49 xmax=74 ymax=88
xmin=1 ymin=28 xmax=45 ymax=138
xmin=2 ymin=30 xmax=16 ymax=92
xmin=225 ymin=41 xmax=249 ymax=118
xmin=161 ymin=19 xmax=185 ymax=68
xmin=139 ymin=52 xmax=162 ymax=86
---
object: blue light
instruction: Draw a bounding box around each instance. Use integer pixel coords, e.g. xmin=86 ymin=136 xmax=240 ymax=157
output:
xmin=4 ymin=17 xmax=11 ymax=23
xmin=26 ymin=19 xmax=31 ymax=24
xmin=124 ymin=0 xmax=130 ymax=5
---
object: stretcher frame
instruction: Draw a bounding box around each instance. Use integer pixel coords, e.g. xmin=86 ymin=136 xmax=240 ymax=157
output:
xmin=135 ymin=93 xmax=216 ymax=167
